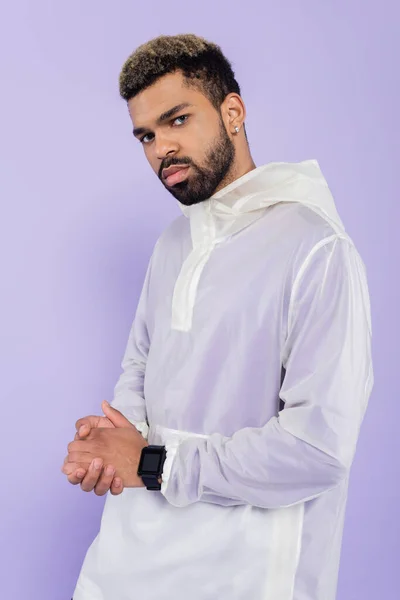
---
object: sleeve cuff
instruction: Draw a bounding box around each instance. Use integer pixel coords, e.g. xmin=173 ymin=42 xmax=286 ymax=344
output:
xmin=160 ymin=438 xmax=181 ymax=496
xmin=129 ymin=420 xmax=149 ymax=440
xmin=108 ymin=402 xmax=149 ymax=440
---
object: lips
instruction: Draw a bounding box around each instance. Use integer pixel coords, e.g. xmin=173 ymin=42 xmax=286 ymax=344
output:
xmin=162 ymin=165 xmax=190 ymax=187
xmin=162 ymin=165 xmax=188 ymax=178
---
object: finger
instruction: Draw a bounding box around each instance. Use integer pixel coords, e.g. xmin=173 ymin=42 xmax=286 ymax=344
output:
xmin=67 ymin=451 xmax=93 ymax=464
xmin=80 ymin=458 xmax=104 ymax=493
xmin=61 ymin=455 xmax=71 ymax=473
xmin=73 ymin=430 xmax=89 ymax=441
xmin=62 ymin=460 xmax=90 ymax=476
xmin=68 ymin=439 xmax=92 ymax=453
xmin=77 ymin=424 xmax=90 ymax=438
xmin=101 ymin=401 xmax=132 ymax=428
xmin=67 ymin=468 xmax=87 ymax=485
xmin=110 ymin=476 xmax=124 ymax=496
xmin=93 ymin=464 xmax=116 ymax=497
xmin=75 ymin=416 xmax=99 ymax=431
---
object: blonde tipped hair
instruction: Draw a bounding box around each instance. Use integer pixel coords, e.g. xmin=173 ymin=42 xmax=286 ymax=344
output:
xmin=119 ymin=33 xmax=242 ymax=111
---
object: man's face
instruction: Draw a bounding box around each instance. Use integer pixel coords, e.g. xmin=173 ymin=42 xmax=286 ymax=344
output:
xmin=128 ymin=71 xmax=236 ymax=206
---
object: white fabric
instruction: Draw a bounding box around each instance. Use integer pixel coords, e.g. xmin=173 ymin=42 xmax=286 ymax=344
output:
xmin=73 ymin=159 xmax=373 ymax=600
xmin=171 ymin=160 xmax=346 ymax=332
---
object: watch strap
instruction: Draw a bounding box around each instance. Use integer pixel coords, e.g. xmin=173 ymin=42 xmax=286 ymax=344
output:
xmin=141 ymin=474 xmax=163 ymax=491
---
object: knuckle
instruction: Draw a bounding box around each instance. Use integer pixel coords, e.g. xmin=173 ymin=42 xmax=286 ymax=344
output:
xmin=104 ymin=465 xmax=115 ymax=478
xmin=111 ymin=483 xmax=122 ymax=495
xmin=75 ymin=416 xmax=92 ymax=430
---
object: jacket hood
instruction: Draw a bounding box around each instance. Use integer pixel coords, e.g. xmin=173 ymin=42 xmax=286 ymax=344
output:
xmin=178 ymin=159 xmax=345 ymax=246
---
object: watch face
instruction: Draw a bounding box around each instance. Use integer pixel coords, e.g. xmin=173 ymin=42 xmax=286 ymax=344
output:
xmin=142 ymin=452 xmax=162 ymax=473
xmin=138 ymin=446 xmax=166 ymax=476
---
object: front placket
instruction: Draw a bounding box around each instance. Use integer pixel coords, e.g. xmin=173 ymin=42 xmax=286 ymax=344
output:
xmin=171 ymin=204 xmax=218 ymax=332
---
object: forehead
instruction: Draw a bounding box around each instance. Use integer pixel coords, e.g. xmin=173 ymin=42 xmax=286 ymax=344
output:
xmin=128 ymin=71 xmax=210 ymax=124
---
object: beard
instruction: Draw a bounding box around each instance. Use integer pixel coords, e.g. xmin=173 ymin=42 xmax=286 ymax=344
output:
xmin=159 ymin=117 xmax=236 ymax=207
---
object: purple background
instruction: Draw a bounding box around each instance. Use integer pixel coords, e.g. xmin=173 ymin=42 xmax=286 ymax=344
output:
xmin=0 ymin=2 xmax=398 ymax=599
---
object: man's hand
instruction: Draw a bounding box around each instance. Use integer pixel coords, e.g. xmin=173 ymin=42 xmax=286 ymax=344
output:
xmin=72 ymin=408 xmax=124 ymax=493
xmin=74 ymin=413 xmax=115 ymax=441
xmin=62 ymin=453 xmax=124 ymax=496
xmin=62 ymin=401 xmax=123 ymax=495
xmin=62 ymin=401 xmax=148 ymax=493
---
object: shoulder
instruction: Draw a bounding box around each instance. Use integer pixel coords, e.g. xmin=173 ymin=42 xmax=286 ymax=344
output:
xmin=268 ymin=201 xmax=338 ymax=247
xmin=152 ymin=215 xmax=190 ymax=254
xmin=279 ymin=203 xmax=362 ymax=273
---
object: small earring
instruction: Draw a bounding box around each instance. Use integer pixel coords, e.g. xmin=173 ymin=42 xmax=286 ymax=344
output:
xmin=234 ymin=126 xmax=240 ymax=134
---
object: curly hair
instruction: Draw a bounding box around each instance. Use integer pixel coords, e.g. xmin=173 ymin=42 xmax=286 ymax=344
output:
xmin=119 ymin=33 xmax=242 ymax=112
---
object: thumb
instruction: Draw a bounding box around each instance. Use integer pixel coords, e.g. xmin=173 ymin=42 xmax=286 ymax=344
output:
xmin=101 ymin=400 xmax=133 ymax=428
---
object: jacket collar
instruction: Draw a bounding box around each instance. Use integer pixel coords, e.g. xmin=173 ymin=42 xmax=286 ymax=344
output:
xmin=177 ymin=159 xmax=345 ymax=247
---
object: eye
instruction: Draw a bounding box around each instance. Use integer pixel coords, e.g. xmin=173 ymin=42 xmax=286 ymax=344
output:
xmin=173 ymin=115 xmax=189 ymax=126
xmin=139 ymin=115 xmax=189 ymax=144
xmin=140 ymin=132 xmax=154 ymax=144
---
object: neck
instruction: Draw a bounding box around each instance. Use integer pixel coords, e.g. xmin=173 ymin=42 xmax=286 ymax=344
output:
xmin=214 ymin=153 xmax=257 ymax=194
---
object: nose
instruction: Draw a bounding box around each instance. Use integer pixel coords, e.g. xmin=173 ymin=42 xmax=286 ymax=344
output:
xmin=154 ymin=131 xmax=179 ymax=161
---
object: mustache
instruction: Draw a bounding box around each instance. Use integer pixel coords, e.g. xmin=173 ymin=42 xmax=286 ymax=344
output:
xmin=159 ymin=158 xmax=193 ymax=179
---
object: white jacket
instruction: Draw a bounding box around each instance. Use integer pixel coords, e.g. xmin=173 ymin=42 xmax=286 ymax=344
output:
xmin=73 ymin=160 xmax=373 ymax=600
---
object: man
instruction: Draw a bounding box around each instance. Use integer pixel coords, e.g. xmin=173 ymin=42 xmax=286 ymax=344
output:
xmin=63 ymin=34 xmax=373 ymax=600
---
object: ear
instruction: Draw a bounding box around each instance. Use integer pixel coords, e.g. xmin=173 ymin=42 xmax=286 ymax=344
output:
xmin=220 ymin=93 xmax=246 ymax=134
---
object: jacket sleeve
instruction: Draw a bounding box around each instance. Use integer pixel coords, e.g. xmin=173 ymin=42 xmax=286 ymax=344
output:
xmin=161 ymin=235 xmax=374 ymax=508
xmin=110 ymin=249 xmax=156 ymax=441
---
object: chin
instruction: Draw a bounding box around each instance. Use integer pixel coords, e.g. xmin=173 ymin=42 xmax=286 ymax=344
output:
xmin=177 ymin=196 xmax=207 ymax=207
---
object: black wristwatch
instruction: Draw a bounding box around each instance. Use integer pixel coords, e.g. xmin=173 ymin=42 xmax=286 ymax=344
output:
xmin=137 ymin=445 xmax=167 ymax=490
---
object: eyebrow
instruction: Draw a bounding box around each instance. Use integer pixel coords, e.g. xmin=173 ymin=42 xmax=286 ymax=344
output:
xmin=132 ymin=102 xmax=194 ymax=138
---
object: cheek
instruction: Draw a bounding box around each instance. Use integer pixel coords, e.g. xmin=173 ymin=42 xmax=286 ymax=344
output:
xmin=179 ymin=128 xmax=209 ymax=162
xmin=189 ymin=122 xmax=219 ymax=157
xmin=187 ymin=120 xmax=210 ymax=145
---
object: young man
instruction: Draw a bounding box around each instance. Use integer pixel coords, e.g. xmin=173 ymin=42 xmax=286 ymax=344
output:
xmin=63 ymin=34 xmax=373 ymax=600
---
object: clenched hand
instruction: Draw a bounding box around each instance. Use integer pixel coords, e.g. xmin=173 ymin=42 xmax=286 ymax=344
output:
xmin=62 ymin=401 xmax=148 ymax=495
